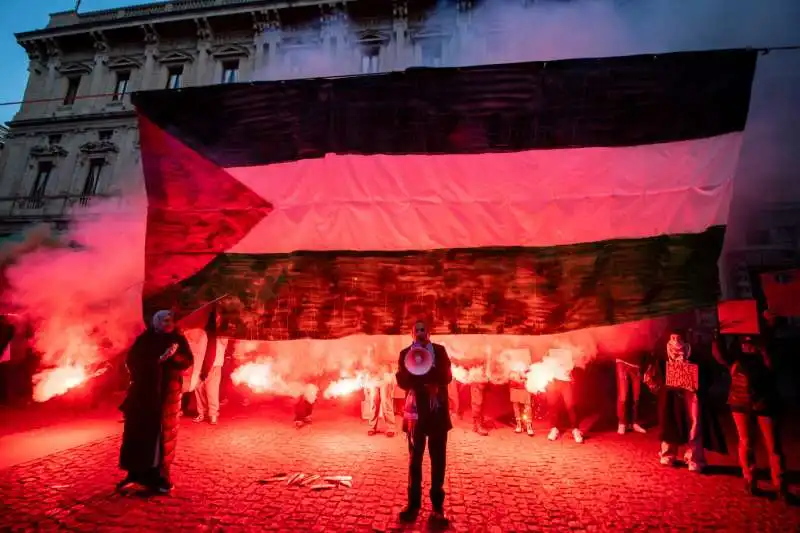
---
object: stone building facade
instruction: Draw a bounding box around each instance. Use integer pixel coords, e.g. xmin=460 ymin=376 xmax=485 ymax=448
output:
xmin=0 ymin=0 xmax=490 ymax=236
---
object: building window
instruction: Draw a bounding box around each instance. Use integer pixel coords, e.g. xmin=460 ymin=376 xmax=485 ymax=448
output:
xmin=221 ymin=61 xmax=239 ymax=84
xmin=48 ymin=134 xmax=62 ymax=145
xmin=113 ymin=71 xmax=130 ymax=101
xmin=28 ymin=161 xmax=53 ymax=208
xmin=64 ymin=77 xmax=81 ymax=105
xmin=421 ymin=40 xmax=444 ymax=67
xmin=745 ymin=229 xmax=771 ymax=246
xmin=361 ymin=45 xmax=380 ymax=74
xmin=81 ymin=159 xmax=105 ymax=205
xmin=166 ymin=66 xmax=183 ymax=89
xmin=98 ymin=130 xmax=113 ymax=141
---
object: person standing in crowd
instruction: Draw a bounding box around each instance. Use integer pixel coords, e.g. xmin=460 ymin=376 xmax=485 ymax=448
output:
xmin=193 ymin=310 xmax=227 ymax=425
xmin=657 ymin=329 xmax=726 ymax=472
xmin=712 ymin=313 xmax=788 ymax=500
xmin=470 ymin=380 xmax=490 ymax=436
xmin=118 ymin=310 xmax=193 ymax=494
xmin=367 ymin=363 xmax=397 ymax=437
xmin=616 ymin=351 xmax=650 ymax=435
xmin=509 ymin=369 xmax=534 ymax=436
xmin=546 ymin=376 xmax=584 ymax=443
xmin=396 ymin=320 xmax=452 ymax=525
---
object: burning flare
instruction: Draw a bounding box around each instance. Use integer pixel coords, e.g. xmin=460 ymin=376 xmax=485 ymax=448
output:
xmin=323 ymin=372 xmax=377 ymax=399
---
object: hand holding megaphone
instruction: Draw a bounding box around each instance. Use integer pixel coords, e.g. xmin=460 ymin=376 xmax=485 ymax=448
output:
xmin=405 ymin=346 xmax=434 ymax=376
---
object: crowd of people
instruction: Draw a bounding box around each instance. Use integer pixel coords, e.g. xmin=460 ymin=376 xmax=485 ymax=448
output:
xmin=0 ymin=306 xmax=792 ymax=522
xmin=111 ymin=307 xmax=792 ymax=524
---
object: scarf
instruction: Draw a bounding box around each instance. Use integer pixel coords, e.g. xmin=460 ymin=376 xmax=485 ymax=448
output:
xmin=152 ymin=310 xmax=173 ymax=333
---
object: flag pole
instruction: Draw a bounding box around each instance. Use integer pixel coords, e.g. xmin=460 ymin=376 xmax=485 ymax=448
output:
xmin=75 ymin=0 xmax=82 ymax=12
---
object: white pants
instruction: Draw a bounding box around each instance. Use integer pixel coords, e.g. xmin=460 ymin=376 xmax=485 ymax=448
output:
xmin=368 ymin=382 xmax=396 ymax=431
xmin=195 ymin=366 xmax=222 ymax=418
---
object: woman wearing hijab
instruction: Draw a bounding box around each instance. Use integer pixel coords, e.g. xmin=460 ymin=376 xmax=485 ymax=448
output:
xmin=118 ymin=310 xmax=193 ymax=493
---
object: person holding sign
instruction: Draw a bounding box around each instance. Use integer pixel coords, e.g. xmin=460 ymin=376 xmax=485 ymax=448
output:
xmin=656 ymin=330 xmax=726 ymax=472
xmin=712 ymin=316 xmax=788 ymax=501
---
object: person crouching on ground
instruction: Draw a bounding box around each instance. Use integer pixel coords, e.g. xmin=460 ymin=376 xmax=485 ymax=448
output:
xmin=396 ymin=320 xmax=452 ymax=525
xmin=712 ymin=314 xmax=788 ymax=501
xmin=294 ymin=383 xmax=318 ymax=429
xmin=118 ymin=310 xmax=193 ymax=494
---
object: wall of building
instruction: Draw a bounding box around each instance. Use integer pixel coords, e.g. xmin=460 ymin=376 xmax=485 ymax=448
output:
xmin=0 ymin=0 xmax=473 ymax=235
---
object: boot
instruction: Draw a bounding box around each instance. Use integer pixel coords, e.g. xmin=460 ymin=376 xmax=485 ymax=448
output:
xmin=473 ymin=421 xmax=489 ymax=436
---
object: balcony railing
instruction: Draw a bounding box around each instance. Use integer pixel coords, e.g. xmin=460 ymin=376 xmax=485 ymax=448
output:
xmin=0 ymin=193 xmax=127 ymax=220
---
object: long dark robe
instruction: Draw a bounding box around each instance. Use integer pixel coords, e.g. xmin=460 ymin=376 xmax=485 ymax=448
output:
xmin=119 ymin=329 xmax=193 ymax=483
xmin=657 ymin=353 xmax=727 ymax=454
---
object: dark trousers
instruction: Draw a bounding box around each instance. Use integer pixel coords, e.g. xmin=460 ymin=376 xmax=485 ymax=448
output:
xmin=547 ymin=379 xmax=578 ymax=429
xmin=294 ymin=397 xmax=313 ymax=421
xmin=407 ymin=430 xmax=448 ymax=510
xmin=616 ymin=361 xmax=642 ymax=425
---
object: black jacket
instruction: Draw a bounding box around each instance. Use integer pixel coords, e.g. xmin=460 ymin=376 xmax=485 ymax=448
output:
xmin=396 ymin=343 xmax=453 ymax=434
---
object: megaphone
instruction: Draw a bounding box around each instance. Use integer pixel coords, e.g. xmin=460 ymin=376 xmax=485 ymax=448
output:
xmin=404 ymin=346 xmax=434 ymax=376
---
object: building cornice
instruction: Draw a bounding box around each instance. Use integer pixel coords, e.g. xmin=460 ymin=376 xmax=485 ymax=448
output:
xmin=7 ymin=110 xmax=137 ymax=130
xmin=16 ymin=1 xmax=353 ymax=42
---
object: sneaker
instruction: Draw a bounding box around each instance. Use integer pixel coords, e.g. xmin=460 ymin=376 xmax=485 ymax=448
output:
xmin=473 ymin=425 xmax=489 ymax=437
xmin=659 ymin=455 xmax=674 ymax=466
xmin=687 ymin=462 xmax=704 ymax=473
xmin=295 ymin=420 xmax=304 ymax=429
xmin=386 ymin=430 xmax=396 ymax=438
xmin=193 ymin=415 xmax=205 ymax=423
xmin=399 ymin=506 xmax=420 ymax=522
xmin=572 ymin=428 xmax=584 ymax=444
xmin=632 ymin=424 xmax=647 ymax=434
xmin=367 ymin=429 xmax=378 ymax=436
xmin=209 ymin=416 xmax=218 ymax=425
xmin=617 ymin=424 xmax=626 ymax=435
xmin=547 ymin=428 xmax=560 ymax=441
xmin=515 ymin=421 xmax=523 ymax=434
xmin=526 ymin=423 xmax=535 ymax=437
xmin=156 ymin=481 xmax=174 ymax=494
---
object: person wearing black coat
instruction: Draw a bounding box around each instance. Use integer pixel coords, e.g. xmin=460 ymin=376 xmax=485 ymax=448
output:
xmin=396 ymin=320 xmax=452 ymax=525
xmin=117 ymin=310 xmax=193 ymax=494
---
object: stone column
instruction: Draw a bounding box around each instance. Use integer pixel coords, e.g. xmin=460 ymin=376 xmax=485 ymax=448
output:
xmin=43 ymin=55 xmax=62 ymax=116
xmin=87 ymin=49 xmax=109 ymax=114
xmin=392 ymin=0 xmax=409 ymax=70
xmin=141 ymin=42 xmax=159 ymax=91
xmin=194 ymin=41 xmax=212 ymax=86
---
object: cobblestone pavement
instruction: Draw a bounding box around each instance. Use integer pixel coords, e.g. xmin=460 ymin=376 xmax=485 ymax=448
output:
xmin=1 ymin=402 xmax=799 ymax=532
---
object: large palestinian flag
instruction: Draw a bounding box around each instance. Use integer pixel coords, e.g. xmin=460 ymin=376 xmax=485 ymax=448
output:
xmin=133 ymin=49 xmax=757 ymax=342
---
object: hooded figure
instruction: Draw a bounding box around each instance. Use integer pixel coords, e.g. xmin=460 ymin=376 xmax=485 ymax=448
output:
xmin=118 ymin=310 xmax=193 ymax=493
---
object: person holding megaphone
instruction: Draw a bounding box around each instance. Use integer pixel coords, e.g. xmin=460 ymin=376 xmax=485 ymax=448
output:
xmin=396 ymin=320 xmax=453 ymax=526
